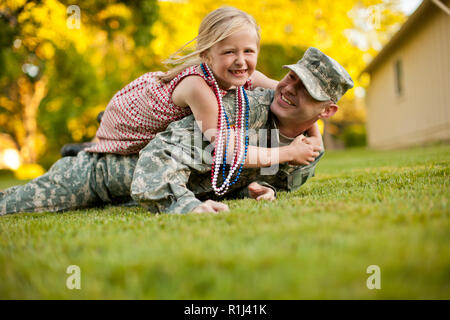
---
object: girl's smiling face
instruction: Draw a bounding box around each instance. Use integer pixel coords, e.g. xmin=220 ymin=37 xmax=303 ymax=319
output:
xmin=203 ymin=28 xmax=259 ymax=90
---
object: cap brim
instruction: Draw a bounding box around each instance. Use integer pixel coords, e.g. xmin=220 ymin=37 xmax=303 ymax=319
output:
xmin=283 ymin=64 xmax=330 ymax=102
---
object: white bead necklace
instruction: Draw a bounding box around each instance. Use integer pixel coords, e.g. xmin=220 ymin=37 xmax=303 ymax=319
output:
xmin=200 ymin=63 xmax=249 ymax=196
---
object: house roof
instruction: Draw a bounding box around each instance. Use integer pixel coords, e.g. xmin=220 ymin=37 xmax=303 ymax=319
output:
xmin=361 ymin=0 xmax=448 ymax=75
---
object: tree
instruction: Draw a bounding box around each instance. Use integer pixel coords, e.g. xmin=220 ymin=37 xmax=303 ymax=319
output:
xmin=0 ymin=0 xmax=159 ymax=167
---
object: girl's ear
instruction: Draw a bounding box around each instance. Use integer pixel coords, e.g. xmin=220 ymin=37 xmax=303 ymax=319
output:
xmin=200 ymin=50 xmax=211 ymax=64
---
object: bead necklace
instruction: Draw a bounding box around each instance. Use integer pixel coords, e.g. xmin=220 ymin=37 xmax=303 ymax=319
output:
xmin=200 ymin=63 xmax=249 ymax=196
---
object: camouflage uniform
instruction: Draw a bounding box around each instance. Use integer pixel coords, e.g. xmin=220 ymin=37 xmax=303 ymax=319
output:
xmin=0 ymin=89 xmax=321 ymax=215
xmin=131 ymin=88 xmax=323 ymax=213
xmin=0 ymin=152 xmax=138 ymax=214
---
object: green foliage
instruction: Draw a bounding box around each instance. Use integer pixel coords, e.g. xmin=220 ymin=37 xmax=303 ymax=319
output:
xmin=258 ymin=44 xmax=305 ymax=80
xmin=0 ymin=145 xmax=448 ymax=299
xmin=341 ymin=123 xmax=367 ymax=147
xmin=131 ymin=0 xmax=159 ymax=46
xmin=0 ymin=0 xmax=160 ymax=165
xmin=58 ymin=0 xmax=159 ymax=45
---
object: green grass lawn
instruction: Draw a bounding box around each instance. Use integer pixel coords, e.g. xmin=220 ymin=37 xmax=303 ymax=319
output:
xmin=0 ymin=144 xmax=449 ymax=299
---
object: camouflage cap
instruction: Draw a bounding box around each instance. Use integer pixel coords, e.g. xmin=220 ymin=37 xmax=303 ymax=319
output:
xmin=283 ymin=47 xmax=354 ymax=103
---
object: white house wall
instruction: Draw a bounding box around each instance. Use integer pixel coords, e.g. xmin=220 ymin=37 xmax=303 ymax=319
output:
xmin=366 ymin=7 xmax=450 ymax=149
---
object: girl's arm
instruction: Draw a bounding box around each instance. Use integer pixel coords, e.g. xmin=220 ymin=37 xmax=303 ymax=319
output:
xmin=304 ymin=122 xmax=324 ymax=151
xmin=250 ymin=70 xmax=278 ymax=89
xmin=172 ymin=76 xmax=319 ymax=168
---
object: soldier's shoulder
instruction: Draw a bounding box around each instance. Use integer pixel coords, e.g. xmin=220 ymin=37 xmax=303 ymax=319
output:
xmin=165 ymin=114 xmax=195 ymax=131
xmin=246 ymin=87 xmax=274 ymax=107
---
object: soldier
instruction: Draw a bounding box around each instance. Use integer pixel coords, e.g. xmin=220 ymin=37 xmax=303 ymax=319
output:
xmin=0 ymin=47 xmax=353 ymax=215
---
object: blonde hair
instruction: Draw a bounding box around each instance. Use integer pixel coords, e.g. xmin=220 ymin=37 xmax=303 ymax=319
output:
xmin=158 ymin=6 xmax=260 ymax=83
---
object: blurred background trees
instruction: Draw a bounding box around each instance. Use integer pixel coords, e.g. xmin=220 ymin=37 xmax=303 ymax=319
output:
xmin=0 ymin=0 xmax=159 ymax=170
xmin=0 ymin=0 xmax=407 ymax=174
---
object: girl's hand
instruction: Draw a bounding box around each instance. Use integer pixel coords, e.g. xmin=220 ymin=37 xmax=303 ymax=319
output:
xmin=303 ymin=135 xmax=324 ymax=152
xmin=304 ymin=122 xmax=324 ymax=152
xmin=288 ymin=135 xmax=321 ymax=165
xmin=248 ymin=182 xmax=276 ymax=201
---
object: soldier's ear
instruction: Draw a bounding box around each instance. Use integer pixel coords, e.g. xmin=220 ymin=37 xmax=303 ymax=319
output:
xmin=318 ymin=103 xmax=338 ymax=119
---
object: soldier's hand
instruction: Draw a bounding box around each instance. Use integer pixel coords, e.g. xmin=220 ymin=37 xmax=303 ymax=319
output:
xmin=248 ymin=182 xmax=275 ymax=201
xmin=192 ymin=200 xmax=229 ymax=214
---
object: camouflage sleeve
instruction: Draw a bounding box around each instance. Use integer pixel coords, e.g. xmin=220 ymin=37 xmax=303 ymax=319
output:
xmin=223 ymin=185 xmax=249 ymax=200
xmin=282 ymin=150 xmax=324 ymax=192
xmin=283 ymin=153 xmax=323 ymax=192
xmin=254 ymin=150 xmax=325 ymax=193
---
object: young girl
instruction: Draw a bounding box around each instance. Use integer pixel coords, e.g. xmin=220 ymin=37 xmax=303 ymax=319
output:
xmin=84 ymin=6 xmax=322 ymax=192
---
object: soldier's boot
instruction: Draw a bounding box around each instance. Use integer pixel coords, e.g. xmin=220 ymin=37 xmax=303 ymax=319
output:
xmin=59 ymin=111 xmax=104 ymax=157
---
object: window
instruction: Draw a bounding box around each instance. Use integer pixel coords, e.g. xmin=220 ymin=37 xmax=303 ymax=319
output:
xmin=394 ymin=59 xmax=403 ymax=97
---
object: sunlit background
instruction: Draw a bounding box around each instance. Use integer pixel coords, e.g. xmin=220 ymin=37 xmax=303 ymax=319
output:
xmin=1 ymin=0 xmax=445 ymax=180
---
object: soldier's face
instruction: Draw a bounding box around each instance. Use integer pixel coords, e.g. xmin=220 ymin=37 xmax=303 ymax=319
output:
xmin=271 ymin=71 xmax=326 ymax=123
